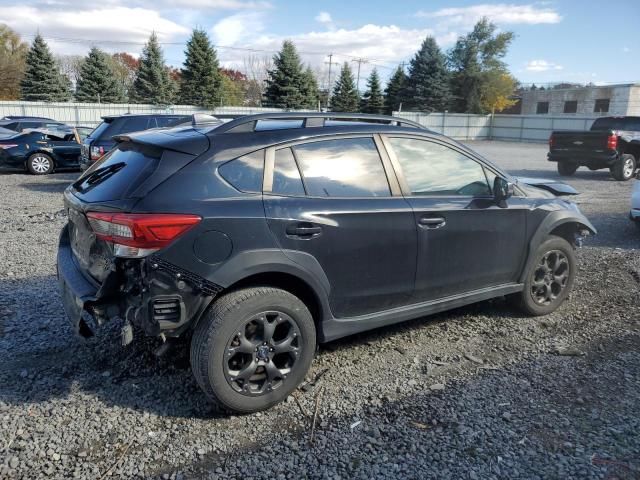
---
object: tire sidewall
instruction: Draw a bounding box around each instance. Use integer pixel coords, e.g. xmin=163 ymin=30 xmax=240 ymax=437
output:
xmin=521 ymin=236 xmax=576 ymax=316
xmin=612 ymin=154 xmax=636 ymax=181
xmin=27 ymin=153 xmax=53 ymax=175
xmin=205 ymin=290 xmax=315 ymax=413
xmin=557 ymin=162 xmax=577 ymax=176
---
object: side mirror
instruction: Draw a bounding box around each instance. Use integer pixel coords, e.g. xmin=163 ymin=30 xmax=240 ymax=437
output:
xmin=493 ymin=177 xmax=514 ymax=205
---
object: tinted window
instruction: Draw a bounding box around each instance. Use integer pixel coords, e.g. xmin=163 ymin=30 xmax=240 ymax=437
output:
xmin=594 ymin=98 xmax=610 ymax=113
xmin=293 ymin=138 xmax=390 ymax=197
xmin=155 ymin=116 xmax=190 ymax=128
xmin=87 ymin=120 xmax=113 ymax=140
xmin=72 ymin=141 xmax=161 ymax=202
xmin=536 ymin=102 xmax=549 ymax=114
xmin=591 ymin=117 xmax=629 ymax=131
xmin=273 ymin=148 xmax=305 ymax=196
xmin=563 ymin=101 xmax=577 ymax=113
xmin=389 ymin=138 xmax=491 ymax=196
xmin=118 ymin=117 xmax=151 ymax=134
xmin=20 ymin=121 xmax=43 ymax=130
xmin=219 ymin=150 xmax=264 ymax=193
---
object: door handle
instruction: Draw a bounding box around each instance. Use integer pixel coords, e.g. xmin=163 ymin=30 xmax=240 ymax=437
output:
xmin=418 ymin=216 xmax=446 ymax=229
xmin=285 ymin=223 xmax=322 ymax=238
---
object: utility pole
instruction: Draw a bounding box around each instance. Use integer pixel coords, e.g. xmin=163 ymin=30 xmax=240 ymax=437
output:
xmin=351 ymin=58 xmax=368 ymax=94
xmin=324 ymin=54 xmax=339 ymax=106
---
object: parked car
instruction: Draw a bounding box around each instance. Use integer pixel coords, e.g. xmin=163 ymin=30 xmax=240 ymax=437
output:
xmin=80 ymin=114 xmax=191 ymax=170
xmin=57 ymin=113 xmax=595 ymax=413
xmin=0 ymin=128 xmax=84 ymax=174
xmin=0 ymin=116 xmax=74 ymax=137
xmin=548 ymin=116 xmax=640 ymax=181
xmin=631 ymin=173 xmax=640 ymax=228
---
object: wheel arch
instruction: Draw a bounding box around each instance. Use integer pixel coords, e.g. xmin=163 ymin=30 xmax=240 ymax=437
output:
xmin=519 ymin=210 xmax=596 ymax=283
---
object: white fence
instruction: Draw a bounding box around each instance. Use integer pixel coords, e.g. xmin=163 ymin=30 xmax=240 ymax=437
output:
xmin=394 ymin=112 xmax=598 ymax=142
xmin=0 ymin=101 xmax=290 ymax=127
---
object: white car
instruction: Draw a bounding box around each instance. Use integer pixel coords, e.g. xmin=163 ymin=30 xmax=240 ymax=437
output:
xmin=631 ymin=177 xmax=640 ymax=227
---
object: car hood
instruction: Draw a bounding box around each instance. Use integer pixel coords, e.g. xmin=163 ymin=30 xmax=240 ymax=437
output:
xmin=515 ymin=177 xmax=578 ymax=196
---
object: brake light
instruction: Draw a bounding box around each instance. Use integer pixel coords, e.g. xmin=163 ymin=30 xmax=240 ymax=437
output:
xmin=86 ymin=212 xmax=201 ymax=258
xmin=0 ymin=144 xmax=18 ymax=150
xmin=607 ymin=133 xmax=618 ymax=150
xmin=548 ymin=134 xmax=554 ymax=148
xmin=90 ymin=146 xmax=104 ymax=160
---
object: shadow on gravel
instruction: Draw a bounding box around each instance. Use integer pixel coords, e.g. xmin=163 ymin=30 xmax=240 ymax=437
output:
xmin=0 ymin=274 xmax=524 ymax=422
xmin=174 ymin=331 xmax=640 ymax=480
xmin=19 ymin=176 xmax=77 ymax=193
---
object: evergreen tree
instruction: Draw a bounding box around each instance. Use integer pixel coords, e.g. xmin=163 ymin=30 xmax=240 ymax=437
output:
xmin=448 ymin=18 xmax=514 ymax=113
xmin=264 ymin=40 xmax=307 ymax=109
xmin=330 ymin=62 xmax=359 ymax=112
xmin=131 ymin=33 xmax=174 ymax=105
xmin=403 ymin=37 xmax=450 ymax=112
xmin=301 ymin=66 xmax=319 ymax=109
xmin=360 ymin=68 xmax=384 ymax=114
xmin=179 ymin=29 xmax=222 ymax=107
xmin=75 ymin=47 xmax=124 ymax=103
xmin=384 ymin=66 xmax=407 ymax=114
xmin=20 ymin=34 xmax=71 ymax=102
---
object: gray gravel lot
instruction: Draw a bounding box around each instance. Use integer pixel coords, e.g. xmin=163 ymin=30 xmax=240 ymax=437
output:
xmin=0 ymin=140 xmax=639 ymax=479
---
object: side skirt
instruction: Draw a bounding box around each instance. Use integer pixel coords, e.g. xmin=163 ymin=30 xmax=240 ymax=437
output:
xmin=319 ymin=283 xmax=523 ymax=343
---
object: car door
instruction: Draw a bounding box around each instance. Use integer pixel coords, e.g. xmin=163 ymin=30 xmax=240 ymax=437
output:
xmin=381 ymin=135 xmax=528 ymax=302
xmin=263 ymin=135 xmax=417 ymax=318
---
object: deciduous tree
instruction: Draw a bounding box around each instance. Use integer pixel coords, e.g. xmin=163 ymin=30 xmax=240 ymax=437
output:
xmin=0 ymin=24 xmax=28 ymax=100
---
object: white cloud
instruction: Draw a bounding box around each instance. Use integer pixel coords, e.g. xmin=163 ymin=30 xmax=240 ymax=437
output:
xmin=623 ymin=46 xmax=631 ymax=53
xmin=315 ymin=11 xmax=332 ymax=24
xmin=525 ymin=59 xmax=563 ymax=72
xmin=417 ymin=3 xmax=561 ymax=28
xmin=212 ymin=12 xmax=265 ymax=46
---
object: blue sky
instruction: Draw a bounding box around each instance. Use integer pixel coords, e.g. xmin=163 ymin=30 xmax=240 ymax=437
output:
xmin=0 ymin=0 xmax=638 ymax=89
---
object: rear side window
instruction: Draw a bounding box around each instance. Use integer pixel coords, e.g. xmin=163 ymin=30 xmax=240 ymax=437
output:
xmin=72 ymin=141 xmax=162 ymax=202
xmin=117 ymin=117 xmax=152 ymax=134
xmin=272 ymin=148 xmax=305 ymax=196
xmin=219 ymin=150 xmax=264 ymax=193
xmin=293 ymin=137 xmax=390 ymax=197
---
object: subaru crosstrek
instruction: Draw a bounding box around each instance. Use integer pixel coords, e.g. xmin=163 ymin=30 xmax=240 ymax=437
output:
xmin=57 ymin=113 xmax=596 ymax=413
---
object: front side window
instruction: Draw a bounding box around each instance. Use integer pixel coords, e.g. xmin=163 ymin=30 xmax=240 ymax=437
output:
xmin=293 ymin=137 xmax=390 ymax=197
xmin=218 ymin=150 xmax=264 ymax=193
xmin=389 ymin=137 xmax=492 ymax=197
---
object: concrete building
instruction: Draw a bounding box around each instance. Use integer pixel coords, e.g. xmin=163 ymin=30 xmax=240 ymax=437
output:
xmin=519 ymin=83 xmax=640 ymax=116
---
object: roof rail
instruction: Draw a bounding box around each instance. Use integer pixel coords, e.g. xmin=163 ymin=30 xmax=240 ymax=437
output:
xmin=213 ymin=112 xmax=426 ymax=134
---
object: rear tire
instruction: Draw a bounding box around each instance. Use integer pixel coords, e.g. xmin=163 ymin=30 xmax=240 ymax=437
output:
xmin=511 ymin=235 xmax=576 ymax=316
xmin=27 ymin=153 xmax=53 ymax=175
xmin=610 ymin=154 xmax=636 ymax=181
xmin=190 ymin=287 xmax=316 ymax=413
xmin=557 ymin=162 xmax=578 ymax=176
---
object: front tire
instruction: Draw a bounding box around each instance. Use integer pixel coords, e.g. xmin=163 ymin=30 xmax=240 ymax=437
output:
xmin=557 ymin=162 xmax=578 ymax=176
xmin=190 ymin=287 xmax=316 ymax=413
xmin=512 ymin=235 xmax=576 ymax=316
xmin=610 ymin=154 xmax=636 ymax=181
xmin=27 ymin=153 xmax=53 ymax=175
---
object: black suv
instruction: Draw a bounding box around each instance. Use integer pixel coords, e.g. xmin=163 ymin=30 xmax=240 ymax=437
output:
xmin=80 ymin=114 xmax=191 ymax=170
xmin=57 ymin=113 xmax=595 ymax=413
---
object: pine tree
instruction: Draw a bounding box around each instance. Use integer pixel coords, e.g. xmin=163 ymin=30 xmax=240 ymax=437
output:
xmin=360 ymin=68 xmax=384 ymax=114
xmin=301 ymin=66 xmax=319 ymax=109
xmin=20 ymin=34 xmax=71 ymax=102
xmin=75 ymin=47 xmax=124 ymax=103
xmin=384 ymin=66 xmax=407 ymax=114
xmin=403 ymin=37 xmax=450 ymax=112
xmin=179 ymin=29 xmax=222 ymax=107
xmin=264 ymin=40 xmax=307 ymax=109
xmin=330 ymin=62 xmax=359 ymax=112
xmin=131 ymin=33 xmax=174 ymax=105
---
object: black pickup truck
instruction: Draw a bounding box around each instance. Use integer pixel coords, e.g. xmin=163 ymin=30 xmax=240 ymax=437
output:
xmin=548 ymin=116 xmax=640 ymax=181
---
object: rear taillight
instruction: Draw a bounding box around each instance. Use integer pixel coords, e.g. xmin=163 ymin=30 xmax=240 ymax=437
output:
xmin=86 ymin=212 xmax=201 ymax=258
xmin=0 ymin=144 xmax=18 ymax=150
xmin=548 ymin=134 xmax=554 ymax=148
xmin=607 ymin=133 xmax=618 ymax=150
xmin=90 ymin=146 xmax=104 ymax=160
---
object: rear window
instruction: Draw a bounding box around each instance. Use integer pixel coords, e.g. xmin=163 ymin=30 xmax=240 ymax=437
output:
xmin=86 ymin=120 xmax=114 ymax=140
xmin=155 ymin=116 xmax=190 ymax=128
xmin=590 ymin=117 xmax=637 ymax=131
xmin=72 ymin=141 xmax=162 ymax=202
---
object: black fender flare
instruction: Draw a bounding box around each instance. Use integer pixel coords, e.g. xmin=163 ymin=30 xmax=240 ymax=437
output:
xmin=519 ymin=210 xmax=596 ymax=283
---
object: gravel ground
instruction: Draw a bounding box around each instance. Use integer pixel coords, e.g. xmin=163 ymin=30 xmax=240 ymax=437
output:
xmin=0 ymin=141 xmax=639 ymax=480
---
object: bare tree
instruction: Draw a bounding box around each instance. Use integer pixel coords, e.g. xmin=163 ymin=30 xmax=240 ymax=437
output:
xmin=56 ymin=54 xmax=85 ymax=90
xmin=241 ymin=54 xmax=273 ymax=106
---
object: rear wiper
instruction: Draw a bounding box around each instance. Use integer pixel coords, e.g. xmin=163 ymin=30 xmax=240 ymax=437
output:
xmin=74 ymin=162 xmax=125 ymax=191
